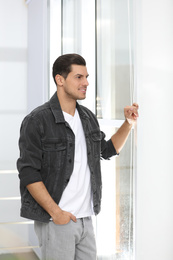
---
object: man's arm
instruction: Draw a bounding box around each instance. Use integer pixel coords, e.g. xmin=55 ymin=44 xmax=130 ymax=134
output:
xmin=27 ymin=181 xmax=77 ymax=224
xmin=111 ymin=103 xmax=139 ymax=154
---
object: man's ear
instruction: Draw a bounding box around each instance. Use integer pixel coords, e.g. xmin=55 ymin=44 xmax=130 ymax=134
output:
xmin=55 ymin=74 xmax=64 ymax=86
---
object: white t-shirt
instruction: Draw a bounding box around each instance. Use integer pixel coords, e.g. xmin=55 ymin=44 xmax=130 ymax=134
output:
xmin=59 ymin=109 xmax=94 ymax=218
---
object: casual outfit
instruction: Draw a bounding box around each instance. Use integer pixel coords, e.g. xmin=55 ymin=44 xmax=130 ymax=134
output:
xmin=17 ymin=92 xmax=117 ymax=260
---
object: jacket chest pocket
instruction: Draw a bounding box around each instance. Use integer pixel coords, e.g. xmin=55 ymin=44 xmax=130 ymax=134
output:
xmin=89 ymin=130 xmax=102 ymax=158
xmin=42 ymin=138 xmax=67 ymax=174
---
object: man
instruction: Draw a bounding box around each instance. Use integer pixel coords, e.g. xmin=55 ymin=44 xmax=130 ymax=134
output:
xmin=17 ymin=53 xmax=138 ymax=260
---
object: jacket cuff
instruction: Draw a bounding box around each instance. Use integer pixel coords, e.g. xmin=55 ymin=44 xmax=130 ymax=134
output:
xmin=107 ymin=138 xmax=119 ymax=157
xmin=19 ymin=167 xmax=42 ymax=187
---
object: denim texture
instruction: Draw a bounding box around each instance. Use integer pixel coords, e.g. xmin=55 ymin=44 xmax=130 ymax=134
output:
xmin=34 ymin=217 xmax=96 ymax=260
xmin=17 ymin=92 xmax=117 ymax=222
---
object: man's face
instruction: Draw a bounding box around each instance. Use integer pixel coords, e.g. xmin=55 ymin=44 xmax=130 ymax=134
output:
xmin=62 ymin=65 xmax=89 ymax=101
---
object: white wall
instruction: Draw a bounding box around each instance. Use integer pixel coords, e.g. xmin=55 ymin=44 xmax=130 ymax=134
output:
xmin=0 ymin=0 xmax=28 ymax=169
xmin=27 ymin=0 xmax=49 ymax=112
xmin=0 ymin=0 xmax=33 ymax=255
xmin=135 ymin=0 xmax=173 ymax=259
xmin=0 ymin=0 xmax=47 ymax=256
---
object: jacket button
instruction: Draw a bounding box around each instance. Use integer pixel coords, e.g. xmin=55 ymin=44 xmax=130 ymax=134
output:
xmin=69 ymin=159 xmax=72 ymax=163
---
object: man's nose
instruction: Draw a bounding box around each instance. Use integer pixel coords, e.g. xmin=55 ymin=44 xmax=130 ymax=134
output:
xmin=83 ymin=78 xmax=89 ymax=86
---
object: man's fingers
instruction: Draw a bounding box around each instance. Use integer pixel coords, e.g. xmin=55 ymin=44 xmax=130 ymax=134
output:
xmin=126 ymin=105 xmax=139 ymax=117
xmin=125 ymin=108 xmax=138 ymax=118
xmin=132 ymin=103 xmax=139 ymax=109
xmin=70 ymin=213 xmax=77 ymax=223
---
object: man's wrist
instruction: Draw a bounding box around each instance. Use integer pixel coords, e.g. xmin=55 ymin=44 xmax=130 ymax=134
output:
xmin=125 ymin=118 xmax=133 ymax=127
xmin=48 ymin=202 xmax=62 ymax=219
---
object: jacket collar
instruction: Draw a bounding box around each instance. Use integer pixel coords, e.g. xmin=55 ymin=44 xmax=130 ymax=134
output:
xmin=49 ymin=92 xmax=90 ymax=123
xmin=76 ymin=102 xmax=90 ymax=120
xmin=49 ymin=92 xmax=65 ymax=123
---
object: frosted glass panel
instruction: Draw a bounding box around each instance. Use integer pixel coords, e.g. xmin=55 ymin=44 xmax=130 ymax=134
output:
xmin=96 ymin=0 xmax=133 ymax=119
xmin=62 ymin=0 xmax=80 ymax=53
xmin=62 ymin=0 xmax=95 ymax=56
xmin=96 ymin=126 xmax=134 ymax=259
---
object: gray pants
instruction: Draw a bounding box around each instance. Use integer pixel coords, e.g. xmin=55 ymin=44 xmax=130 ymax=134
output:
xmin=34 ymin=217 xmax=97 ymax=260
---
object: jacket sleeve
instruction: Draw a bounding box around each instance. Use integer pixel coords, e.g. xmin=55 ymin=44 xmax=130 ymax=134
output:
xmin=100 ymin=131 xmax=118 ymax=159
xmin=17 ymin=115 xmax=43 ymax=187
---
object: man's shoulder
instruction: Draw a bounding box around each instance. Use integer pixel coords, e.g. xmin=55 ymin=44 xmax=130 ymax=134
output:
xmin=23 ymin=101 xmax=51 ymax=125
xmin=30 ymin=101 xmax=50 ymax=117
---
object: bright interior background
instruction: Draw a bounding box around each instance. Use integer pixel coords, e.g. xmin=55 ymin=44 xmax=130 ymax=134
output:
xmin=0 ymin=0 xmax=173 ymax=260
xmin=135 ymin=0 xmax=173 ymax=259
xmin=0 ymin=0 xmax=32 ymax=254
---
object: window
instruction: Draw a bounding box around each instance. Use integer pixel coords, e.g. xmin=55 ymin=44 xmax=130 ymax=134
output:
xmin=49 ymin=0 xmax=135 ymax=259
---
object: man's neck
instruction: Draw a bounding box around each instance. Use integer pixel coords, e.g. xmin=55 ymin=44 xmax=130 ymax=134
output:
xmin=57 ymin=91 xmax=76 ymax=116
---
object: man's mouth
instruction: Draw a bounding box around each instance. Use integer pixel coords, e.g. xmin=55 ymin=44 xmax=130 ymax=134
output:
xmin=79 ymin=88 xmax=87 ymax=93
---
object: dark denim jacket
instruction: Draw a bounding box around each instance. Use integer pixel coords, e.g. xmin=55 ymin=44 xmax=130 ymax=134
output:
xmin=17 ymin=92 xmax=117 ymax=222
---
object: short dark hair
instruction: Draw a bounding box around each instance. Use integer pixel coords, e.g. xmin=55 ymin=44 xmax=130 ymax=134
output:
xmin=52 ymin=53 xmax=86 ymax=85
